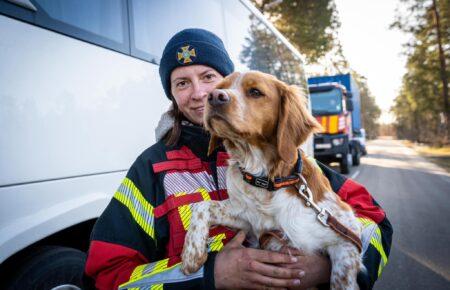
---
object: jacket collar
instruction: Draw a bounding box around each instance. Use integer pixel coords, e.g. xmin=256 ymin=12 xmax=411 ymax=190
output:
xmin=154 ymin=109 xmax=219 ymax=160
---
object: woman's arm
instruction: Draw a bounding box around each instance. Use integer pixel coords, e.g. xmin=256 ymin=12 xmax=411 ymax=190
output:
xmin=85 ymin=156 xmax=219 ymax=290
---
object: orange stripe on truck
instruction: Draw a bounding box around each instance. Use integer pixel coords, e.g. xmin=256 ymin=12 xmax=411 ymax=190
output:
xmin=315 ymin=115 xmax=340 ymax=134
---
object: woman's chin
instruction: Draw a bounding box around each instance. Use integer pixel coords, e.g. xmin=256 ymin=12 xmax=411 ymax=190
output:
xmin=186 ymin=114 xmax=204 ymax=126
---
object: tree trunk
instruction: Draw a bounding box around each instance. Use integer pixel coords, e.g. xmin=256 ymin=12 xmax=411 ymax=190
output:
xmin=432 ymin=0 xmax=449 ymax=143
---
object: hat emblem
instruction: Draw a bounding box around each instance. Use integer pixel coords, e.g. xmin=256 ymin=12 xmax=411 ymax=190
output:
xmin=177 ymin=45 xmax=196 ymax=64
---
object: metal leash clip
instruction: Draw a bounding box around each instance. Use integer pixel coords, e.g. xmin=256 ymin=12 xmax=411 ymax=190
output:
xmin=297 ymin=174 xmax=330 ymax=227
xmin=317 ymin=208 xmax=331 ymax=227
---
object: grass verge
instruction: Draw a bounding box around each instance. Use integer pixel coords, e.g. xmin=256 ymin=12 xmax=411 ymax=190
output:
xmin=403 ymin=141 xmax=450 ymax=172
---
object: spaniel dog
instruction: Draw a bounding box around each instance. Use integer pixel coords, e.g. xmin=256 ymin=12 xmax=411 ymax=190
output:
xmin=181 ymin=71 xmax=363 ymax=290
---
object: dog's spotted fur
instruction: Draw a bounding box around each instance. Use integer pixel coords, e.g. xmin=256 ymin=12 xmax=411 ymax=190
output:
xmin=181 ymin=71 xmax=363 ymax=289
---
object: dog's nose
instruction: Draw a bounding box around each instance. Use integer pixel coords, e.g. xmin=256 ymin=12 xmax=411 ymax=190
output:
xmin=208 ymin=89 xmax=230 ymax=106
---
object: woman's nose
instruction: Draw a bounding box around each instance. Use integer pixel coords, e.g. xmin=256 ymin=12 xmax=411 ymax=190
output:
xmin=191 ymin=80 xmax=208 ymax=101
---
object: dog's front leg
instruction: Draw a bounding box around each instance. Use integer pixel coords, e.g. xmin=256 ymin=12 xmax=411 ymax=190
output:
xmin=181 ymin=199 xmax=247 ymax=274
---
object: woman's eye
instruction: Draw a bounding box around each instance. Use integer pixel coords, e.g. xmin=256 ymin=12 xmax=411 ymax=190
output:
xmin=204 ymin=73 xmax=216 ymax=81
xmin=248 ymin=88 xmax=264 ymax=98
xmin=176 ymin=81 xmax=188 ymax=88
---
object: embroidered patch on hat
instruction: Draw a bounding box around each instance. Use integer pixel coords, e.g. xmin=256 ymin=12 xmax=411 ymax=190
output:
xmin=177 ymin=45 xmax=196 ymax=64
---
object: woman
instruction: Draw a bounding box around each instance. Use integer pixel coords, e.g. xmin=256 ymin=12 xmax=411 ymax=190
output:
xmin=85 ymin=28 xmax=392 ymax=290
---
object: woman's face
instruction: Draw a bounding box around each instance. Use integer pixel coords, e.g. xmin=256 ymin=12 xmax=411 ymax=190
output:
xmin=171 ymin=65 xmax=224 ymax=125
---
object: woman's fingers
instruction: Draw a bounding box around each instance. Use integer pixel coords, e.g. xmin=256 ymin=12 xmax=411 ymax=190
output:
xmin=246 ymin=271 xmax=302 ymax=288
xmin=279 ymin=246 xmax=304 ymax=256
xmin=247 ymin=260 xmax=304 ymax=279
xmin=248 ymin=248 xmax=298 ymax=264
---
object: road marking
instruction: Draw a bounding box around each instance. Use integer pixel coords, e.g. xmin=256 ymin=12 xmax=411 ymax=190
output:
xmin=396 ymin=243 xmax=450 ymax=282
xmin=351 ymin=170 xmax=360 ymax=179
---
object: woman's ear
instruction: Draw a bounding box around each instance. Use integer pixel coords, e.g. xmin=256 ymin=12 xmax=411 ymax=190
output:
xmin=208 ymin=134 xmax=221 ymax=156
xmin=276 ymin=83 xmax=322 ymax=164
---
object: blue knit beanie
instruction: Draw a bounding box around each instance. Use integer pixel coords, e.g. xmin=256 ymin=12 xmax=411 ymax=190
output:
xmin=159 ymin=28 xmax=235 ymax=100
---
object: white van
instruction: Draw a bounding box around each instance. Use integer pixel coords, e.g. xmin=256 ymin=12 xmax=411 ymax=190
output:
xmin=0 ymin=0 xmax=311 ymax=288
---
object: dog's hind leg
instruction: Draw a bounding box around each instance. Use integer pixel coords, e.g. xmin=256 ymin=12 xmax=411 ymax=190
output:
xmin=327 ymin=242 xmax=361 ymax=290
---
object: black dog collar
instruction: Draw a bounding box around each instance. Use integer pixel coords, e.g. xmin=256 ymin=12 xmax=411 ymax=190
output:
xmin=240 ymin=150 xmax=303 ymax=191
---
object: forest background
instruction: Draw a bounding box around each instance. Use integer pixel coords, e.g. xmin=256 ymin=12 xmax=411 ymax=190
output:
xmin=251 ymin=0 xmax=449 ymax=145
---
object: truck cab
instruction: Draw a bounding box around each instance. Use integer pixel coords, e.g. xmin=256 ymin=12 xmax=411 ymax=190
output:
xmin=309 ymin=83 xmax=354 ymax=173
xmin=308 ymin=73 xmax=363 ymax=174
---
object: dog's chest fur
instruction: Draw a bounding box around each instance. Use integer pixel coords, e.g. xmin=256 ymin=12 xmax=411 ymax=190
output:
xmin=225 ymin=162 xmax=358 ymax=253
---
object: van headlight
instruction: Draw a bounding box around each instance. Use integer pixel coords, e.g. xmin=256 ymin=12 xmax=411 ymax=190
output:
xmin=332 ymin=138 xmax=344 ymax=146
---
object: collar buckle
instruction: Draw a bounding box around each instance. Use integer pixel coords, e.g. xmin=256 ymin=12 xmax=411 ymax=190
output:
xmin=255 ymin=177 xmax=269 ymax=189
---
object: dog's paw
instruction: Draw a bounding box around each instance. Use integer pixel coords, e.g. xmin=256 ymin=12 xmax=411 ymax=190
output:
xmin=181 ymin=247 xmax=208 ymax=275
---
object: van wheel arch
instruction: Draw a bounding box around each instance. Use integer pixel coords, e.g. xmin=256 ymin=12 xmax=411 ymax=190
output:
xmin=0 ymin=219 xmax=97 ymax=289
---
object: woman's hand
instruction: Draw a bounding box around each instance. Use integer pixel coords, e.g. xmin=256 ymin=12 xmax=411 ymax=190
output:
xmin=278 ymin=247 xmax=331 ymax=290
xmin=214 ymin=231 xmax=305 ymax=289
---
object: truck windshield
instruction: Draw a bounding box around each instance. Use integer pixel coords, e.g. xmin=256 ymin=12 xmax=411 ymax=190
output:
xmin=310 ymin=88 xmax=342 ymax=115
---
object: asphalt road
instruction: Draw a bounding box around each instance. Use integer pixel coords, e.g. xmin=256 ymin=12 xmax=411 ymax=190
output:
xmin=336 ymin=138 xmax=450 ymax=290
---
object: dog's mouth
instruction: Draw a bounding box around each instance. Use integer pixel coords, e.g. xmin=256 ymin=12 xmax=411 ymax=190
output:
xmin=205 ymin=111 xmax=239 ymax=139
xmin=206 ymin=113 xmax=228 ymax=132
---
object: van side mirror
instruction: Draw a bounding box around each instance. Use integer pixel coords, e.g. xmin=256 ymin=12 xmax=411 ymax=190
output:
xmin=346 ymin=99 xmax=354 ymax=111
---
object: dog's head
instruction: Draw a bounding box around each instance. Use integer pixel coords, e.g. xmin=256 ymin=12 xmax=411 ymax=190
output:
xmin=204 ymin=71 xmax=321 ymax=165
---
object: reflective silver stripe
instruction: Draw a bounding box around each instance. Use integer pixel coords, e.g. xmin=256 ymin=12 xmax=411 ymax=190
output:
xmin=360 ymin=222 xmax=377 ymax=254
xmin=119 ymin=265 xmax=204 ymax=290
xmin=117 ymin=182 xmax=154 ymax=228
xmin=164 ymin=171 xmax=215 ymax=196
xmin=114 ymin=178 xmax=155 ymax=239
xmin=217 ymin=166 xmax=228 ymax=190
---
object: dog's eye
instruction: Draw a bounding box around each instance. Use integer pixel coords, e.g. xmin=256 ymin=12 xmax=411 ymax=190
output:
xmin=248 ymin=88 xmax=264 ymax=98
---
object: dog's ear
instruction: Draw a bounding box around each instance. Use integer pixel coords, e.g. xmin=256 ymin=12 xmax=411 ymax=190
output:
xmin=208 ymin=134 xmax=221 ymax=156
xmin=276 ymin=83 xmax=322 ymax=164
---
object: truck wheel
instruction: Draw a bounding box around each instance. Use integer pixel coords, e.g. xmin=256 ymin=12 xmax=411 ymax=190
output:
xmin=5 ymin=246 xmax=86 ymax=290
xmin=340 ymin=153 xmax=351 ymax=174
xmin=352 ymin=147 xmax=361 ymax=166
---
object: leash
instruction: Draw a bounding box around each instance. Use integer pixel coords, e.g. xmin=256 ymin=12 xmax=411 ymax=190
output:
xmin=295 ymin=174 xmax=362 ymax=253
xmin=259 ymin=230 xmax=289 ymax=250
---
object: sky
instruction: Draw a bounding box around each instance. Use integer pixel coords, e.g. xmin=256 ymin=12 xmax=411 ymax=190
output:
xmin=334 ymin=0 xmax=409 ymax=123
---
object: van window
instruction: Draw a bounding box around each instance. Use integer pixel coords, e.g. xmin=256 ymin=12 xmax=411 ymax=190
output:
xmin=275 ymin=40 xmax=307 ymax=87
xmin=129 ymin=0 xmax=225 ymax=63
xmin=33 ymin=0 xmax=128 ymax=53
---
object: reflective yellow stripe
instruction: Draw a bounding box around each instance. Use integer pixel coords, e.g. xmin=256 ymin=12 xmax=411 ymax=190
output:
xmin=114 ymin=177 xmax=155 ymax=239
xmin=120 ymin=258 xmax=182 ymax=289
xmin=175 ymin=192 xmax=192 ymax=230
xmin=124 ymin=178 xmax=154 ymax=218
xmin=372 ymin=227 xmax=388 ymax=276
xmin=358 ymin=217 xmax=374 ymax=228
xmin=357 ymin=218 xmax=388 ymax=277
xmin=151 ymin=259 xmax=170 ymax=275
xmin=199 ymin=187 xmax=211 ymax=201
xmin=209 ymin=233 xmax=226 ymax=252
xmin=114 ymin=191 xmax=155 ymax=239
xmin=176 ymin=188 xmax=210 ymax=231
xmin=130 ymin=264 xmax=146 ymax=281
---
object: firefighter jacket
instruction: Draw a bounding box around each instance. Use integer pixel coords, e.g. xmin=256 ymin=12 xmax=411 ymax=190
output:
xmin=85 ymin=123 xmax=393 ymax=290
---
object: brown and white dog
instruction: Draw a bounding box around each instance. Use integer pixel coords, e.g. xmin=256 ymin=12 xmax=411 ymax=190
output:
xmin=181 ymin=71 xmax=363 ymax=290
